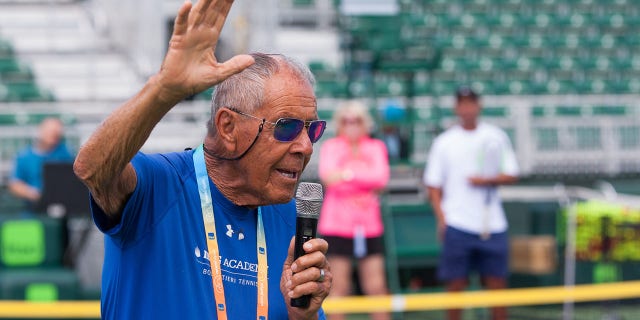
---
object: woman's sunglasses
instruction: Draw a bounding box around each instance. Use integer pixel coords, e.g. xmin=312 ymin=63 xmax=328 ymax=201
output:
xmin=227 ymin=107 xmax=327 ymax=143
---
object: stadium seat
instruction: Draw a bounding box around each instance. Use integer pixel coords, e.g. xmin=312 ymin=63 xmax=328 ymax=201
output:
xmin=555 ymin=106 xmax=583 ymax=116
xmin=334 ymin=0 xmax=640 ymax=100
xmin=0 ymin=269 xmax=79 ymax=300
xmin=591 ymin=105 xmax=627 ymax=116
xmin=575 ymin=127 xmax=602 ymax=149
xmin=375 ymin=77 xmax=408 ymax=97
xmin=382 ymin=201 xmax=441 ymax=293
xmin=292 ymin=0 xmax=315 ymax=6
xmin=0 ymin=216 xmax=66 ymax=268
xmin=618 ymin=126 xmax=640 ymax=149
xmin=535 ymin=127 xmax=559 ymax=151
xmin=482 ymin=106 xmax=509 ymax=118
xmin=4 ymin=81 xmax=55 ymax=102
xmin=0 ymin=58 xmax=34 ymax=82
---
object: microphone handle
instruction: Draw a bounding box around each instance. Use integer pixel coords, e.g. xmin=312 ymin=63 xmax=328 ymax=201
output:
xmin=290 ymin=216 xmax=318 ymax=308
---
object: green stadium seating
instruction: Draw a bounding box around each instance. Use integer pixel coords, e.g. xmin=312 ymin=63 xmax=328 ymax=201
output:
xmin=375 ymin=77 xmax=408 ymax=97
xmin=618 ymin=126 xmax=640 ymax=149
xmin=0 ymin=215 xmax=79 ymax=301
xmin=0 ymin=216 xmax=66 ymax=268
xmin=592 ymin=105 xmax=627 ymax=116
xmin=292 ymin=0 xmax=314 ymax=6
xmin=0 ymin=269 xmax=79 ymax=300
xmin=0 ymin=57 xmax=20 ymax=74
xmin=0 ymin=112 xmax=68 ymax=126
xmin=535 ymin=128 xmax=559 ymax=150
xmin=482 ymin=106 xmax=509 ymax=118
xmin=383 ymin=201 xmax=440 ymax=293
xmin=332 ymin=0 xmax=640 ymax=98
xmin=555 ymin=106 xmax=582 ymax=116
xmin=195 ymin=87 xmax=214 ymax=101
xmin=0 ymin=58 xmax=34 ymax=82
xmin=531 ymin=106 xmax=548 ymax=117
xmin=575 ymin=127 xmax=601 ymax=149
xmin=4 ymin=81 xmax=55 ymax=102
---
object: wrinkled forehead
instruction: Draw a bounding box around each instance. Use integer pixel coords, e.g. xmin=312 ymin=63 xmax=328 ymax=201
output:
xmin=261 ymin=70 xmax=317 ymax=109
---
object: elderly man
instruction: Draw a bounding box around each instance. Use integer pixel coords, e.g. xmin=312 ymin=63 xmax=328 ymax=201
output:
xmin=10 ymin=117 xmax=74 ymax=206
xmin=73 ymin=1 xmax=331 ymax=319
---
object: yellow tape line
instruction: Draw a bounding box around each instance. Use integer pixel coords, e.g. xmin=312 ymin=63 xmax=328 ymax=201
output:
xmin=2 ymin=281 xmax=640 ymax=317
xmin=324 ymin=280 xmax=640 ymax=313
xmin=0 ymin=301 xmax=100 ymax=318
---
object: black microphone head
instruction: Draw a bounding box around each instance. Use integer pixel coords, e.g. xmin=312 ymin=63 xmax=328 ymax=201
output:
xmin=295 ymin=182 xmax=323 ymax=219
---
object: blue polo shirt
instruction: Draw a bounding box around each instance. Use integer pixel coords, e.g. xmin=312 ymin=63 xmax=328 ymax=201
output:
xmin=92 ymin=150 xmax=325 ymax=319
xmin=11 ymin=143 xmax=74 ymax=191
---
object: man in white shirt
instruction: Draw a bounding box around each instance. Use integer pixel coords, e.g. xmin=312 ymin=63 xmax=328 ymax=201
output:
xmin=423 ymin=86 xmax=519 ymax=320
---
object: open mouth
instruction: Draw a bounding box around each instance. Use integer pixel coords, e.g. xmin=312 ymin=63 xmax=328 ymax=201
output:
xmin=276 ymin=169 xmax=298 ymax=180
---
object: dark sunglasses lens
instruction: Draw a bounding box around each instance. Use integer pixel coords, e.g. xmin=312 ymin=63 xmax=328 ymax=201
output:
xmin=274 ymin=118 xmax=304 ymax=141
xmin=308 ymin=121 xmax=327 ymax=143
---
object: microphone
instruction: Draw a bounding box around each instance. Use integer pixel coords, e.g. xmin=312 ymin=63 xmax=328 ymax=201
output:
xmin=291 ymin=182 xmax=323 ymax=308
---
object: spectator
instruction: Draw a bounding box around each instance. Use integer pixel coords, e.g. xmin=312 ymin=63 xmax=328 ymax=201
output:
xmin=9 ymin=117 xmax=74 ymax=206
xmin=73 ymin=1 xmax=331 ymax=319
xmin=423 ymin=86 xmax=519 ymax=320
xmin=318 ymin=101 xmax=391 ymax=320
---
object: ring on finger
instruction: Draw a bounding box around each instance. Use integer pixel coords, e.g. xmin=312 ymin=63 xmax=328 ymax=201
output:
xmin=317 ymin=268 xmax=325 ymax=283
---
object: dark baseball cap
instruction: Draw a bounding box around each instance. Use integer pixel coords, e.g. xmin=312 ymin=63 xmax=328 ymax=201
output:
xmin=455 ymin=85 xmax=479 ymax=101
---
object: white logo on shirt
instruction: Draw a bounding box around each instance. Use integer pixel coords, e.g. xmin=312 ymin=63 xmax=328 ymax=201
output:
xmin=194 ymin=246 xmax=210 ymax=266
xmin=226 ymin=224 xmax=234 ymax=238
xmin=225 ymin=225 xmax=244 ymax=240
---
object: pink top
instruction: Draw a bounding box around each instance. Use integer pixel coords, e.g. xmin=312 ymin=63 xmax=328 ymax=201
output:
xmin=317 ymin=136 xmax=390 ymax=238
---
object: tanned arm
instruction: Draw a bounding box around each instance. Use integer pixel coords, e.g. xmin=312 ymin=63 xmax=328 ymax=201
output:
xmin=73 ymin=0 xmax=254 ymax=221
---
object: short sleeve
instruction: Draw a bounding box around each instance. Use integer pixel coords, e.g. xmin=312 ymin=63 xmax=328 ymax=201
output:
xmin=500 ymin=133 xmax=519 ymax=176
xmin=11 ymin=152 xmax=28 ymax=182
xmin=91 ymin=152 xmax=183 ymax=247
xmin=423 ymin=138 xmax=445 ymax=188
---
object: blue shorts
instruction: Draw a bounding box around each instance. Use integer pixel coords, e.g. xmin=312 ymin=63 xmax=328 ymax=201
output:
xmin=437 ymin=226 xmax=509 ymax=282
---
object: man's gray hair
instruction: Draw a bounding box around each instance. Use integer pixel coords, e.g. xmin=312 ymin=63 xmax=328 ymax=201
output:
xmin=207 ymin=53 xmax=316 ymax=133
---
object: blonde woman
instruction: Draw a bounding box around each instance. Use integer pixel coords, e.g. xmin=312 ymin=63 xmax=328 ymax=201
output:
xmin=318 ymin=101 xmax=390 ymax=320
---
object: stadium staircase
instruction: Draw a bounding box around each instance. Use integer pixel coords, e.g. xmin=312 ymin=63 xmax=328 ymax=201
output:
xmin=0 ymin=0 xmax=143 ymax=101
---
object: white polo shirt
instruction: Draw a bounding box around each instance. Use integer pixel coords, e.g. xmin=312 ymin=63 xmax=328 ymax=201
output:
xmin=423 ymin=123 xmax=519 ymax=234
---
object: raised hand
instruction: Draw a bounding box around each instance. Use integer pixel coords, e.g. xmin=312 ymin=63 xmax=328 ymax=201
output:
xmin=156 ymin=0 xmax=255 ymax=103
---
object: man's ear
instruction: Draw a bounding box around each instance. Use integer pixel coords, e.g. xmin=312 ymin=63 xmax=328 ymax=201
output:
xmin=214 ymin=108 xmax=239 ymax=152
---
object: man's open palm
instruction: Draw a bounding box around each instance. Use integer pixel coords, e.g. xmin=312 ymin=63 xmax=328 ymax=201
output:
xmin=158 ymin=0 xmax=254 ymax=101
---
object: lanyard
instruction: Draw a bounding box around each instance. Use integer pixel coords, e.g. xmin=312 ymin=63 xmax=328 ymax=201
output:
xmin=193 ymin=145 xmax=269 ymax=320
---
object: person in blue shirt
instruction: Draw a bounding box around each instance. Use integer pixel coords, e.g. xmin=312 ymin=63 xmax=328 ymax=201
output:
xmin=10 ymin=117 xmax=74 ymax=206
xmin=73 ymin=1 xmax=332 ymax=319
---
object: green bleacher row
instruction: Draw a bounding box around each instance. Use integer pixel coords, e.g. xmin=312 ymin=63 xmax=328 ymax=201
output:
xmin=318 ymin=104 xmax=636 ymax=124
xmin=188 ymin=0 xmax=640 ymax=100
xmin=0 ymin=38 xmax=55 ymax=102
xmin=309 ymin=0 xmax=640 ymax=98
xmin=314 ymin=75 xmax=640 ymax=98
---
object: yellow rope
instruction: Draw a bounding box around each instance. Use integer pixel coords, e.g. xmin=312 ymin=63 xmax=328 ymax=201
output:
xmin=2 ymin=281 xmax=640 ymax=318
xmin=324 ymin=280 xmax=640 ymax=313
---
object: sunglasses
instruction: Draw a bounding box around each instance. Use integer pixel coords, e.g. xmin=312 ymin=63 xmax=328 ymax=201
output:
xmin=227 ymin=107 xmax=327 ymax=143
